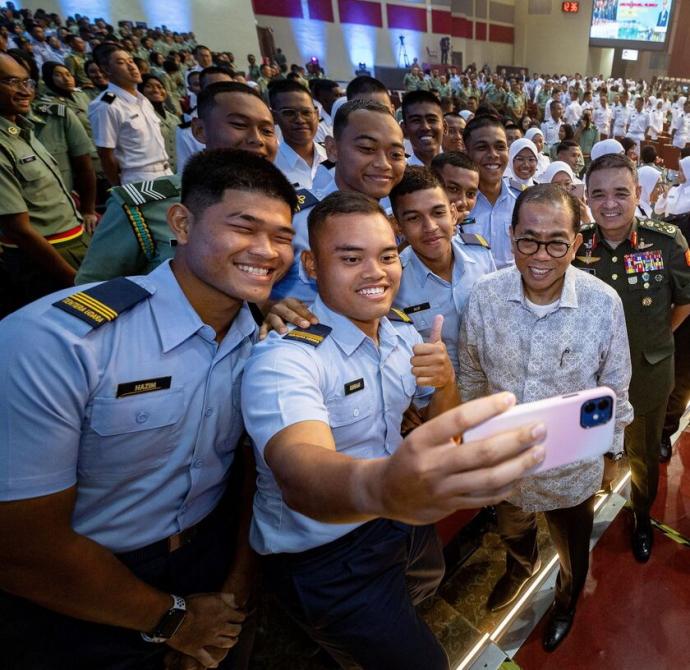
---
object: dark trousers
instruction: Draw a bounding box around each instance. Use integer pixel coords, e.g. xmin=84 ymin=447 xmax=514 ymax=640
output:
xmin=626 ymin=399 xmax=667 ymax=515
xmin=0 ymin=505 xmax=253 ymax=670
xmin=264 ymin=518 xmax=449 ymax=670
xmin=496 ymin=496 xmax=595 ymax=613
xmin=663 ymin=315 xmax=690 ymax=439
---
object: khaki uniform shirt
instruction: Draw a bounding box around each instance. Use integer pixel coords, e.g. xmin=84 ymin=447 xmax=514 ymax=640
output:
xmin=0 ymin=115 xmax=81 ymax=238
xmin=64 ymin=51 xmax=90 ymax=89
xmin=573 ymin=219 xmax=690 ymax=412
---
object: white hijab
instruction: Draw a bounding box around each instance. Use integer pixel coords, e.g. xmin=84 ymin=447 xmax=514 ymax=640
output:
xmin=524 ymin=127 xmax=550 ymax=176
xmin=591 ymin=139 xmax=624 ymax=161
xmin=539 ymin=160 xmax=575 ymax=184
xmin=637 ymin=165 xmax=661 ymax=218
xmin=656 ymin=157 xmax=690 ymax=217
xmin=506 ymin=138 xmax=539 ymax=185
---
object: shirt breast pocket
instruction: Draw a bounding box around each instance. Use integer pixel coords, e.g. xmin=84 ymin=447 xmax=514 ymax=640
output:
xmin=82 ymin=388 xmax=185 ymax=475
xmin=16 ymin=156 xmax=49 ymax=183
xmin=125 ymin=114 xmax=145 ymax=132
xmin=326 ymin=395 xmax=373 ymax=428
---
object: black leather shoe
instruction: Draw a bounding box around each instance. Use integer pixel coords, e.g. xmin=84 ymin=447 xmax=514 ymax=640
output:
xmin=486 ymin=560 xmax=541 ymax=612
xmin=542 ymin=605 xmax=574 ymax=652
xmin=632 ymin=513 xmax=653 ymax=563
xmin=660 ymin=435 xmax=672 ymax=463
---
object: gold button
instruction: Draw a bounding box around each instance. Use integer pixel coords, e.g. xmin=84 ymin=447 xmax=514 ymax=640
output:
xmin=612 ymin=256 xmax=618 ymax=262
xmin=612 ymin=274 xmax=618 ymax=280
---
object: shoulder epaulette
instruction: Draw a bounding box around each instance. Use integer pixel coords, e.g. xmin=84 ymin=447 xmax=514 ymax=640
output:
xmin=459 ymin=233 xmax=490 ymax=249
xmin=34 ymin=102 xmax=66 ymax=118
xmin=579 ymin=223 xmax=596 ymax=233
xmin=178 ymin=120 xmax=192 ymax=129
xmin=320 ymin=159 xmax=335 ymax=170
xmin=294 ymin=188 xmax=320 ymax=213
xmin=53 ymin=277 xmax=152 ymax=329
xmin=101 ymin=91 xmax=116 ymax=104
xmin=113 ymin=177 xmax=182 ymax=208
xmin=387 ymin=307 xmax=413 ymax=324
xmin=639 ymin=219 xmax=678 ymax=238
xmin=282 ymin=323 xmax=332 ymax=347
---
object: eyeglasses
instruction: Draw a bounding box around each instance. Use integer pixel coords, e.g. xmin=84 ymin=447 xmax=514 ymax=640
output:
xmin=0 ymin=77 xmax=36 ymax=91
xmin=514 ymin=237 xmax=573 ymax=258
xmin=513 ymin=156 xmax=538 ymax=165
xmin=276 ymin=107 xmax=316 ymax=120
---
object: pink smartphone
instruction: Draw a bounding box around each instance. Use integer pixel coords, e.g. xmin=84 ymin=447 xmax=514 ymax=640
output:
xmin=570 ymin=183 xmax=585 ymax=199
xmin=463 ymin=387 xmax=617 ymax=475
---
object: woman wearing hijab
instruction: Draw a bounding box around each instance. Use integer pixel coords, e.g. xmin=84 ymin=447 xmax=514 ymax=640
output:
xmin=138 ymin=73 xmax=180 ymax=172
xmin=655 ymin=156 xmax=690 ymax=220
xmin=550 ymin=123 xmax=575 ymax=161
xmin=525 ymin=127 xmax=551 ymax=177
xmin=40 ymin=61 xmax=92 ymax=136
xmin=504 ymin=137 xmax=539 ymax=191
xmin=540 ymin=161 xmax=594 ymax=224
xmin=636 ymin=165 xmax=663 ymax=219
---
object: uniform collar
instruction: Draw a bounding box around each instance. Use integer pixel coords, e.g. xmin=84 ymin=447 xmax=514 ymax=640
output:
xmin=146 ymin=260 xmax=256 ymax=353
xmin=403 ymin=236 xmax=477 ymax=285
xmin=0 ymin=114 xmax=33 ymax=139
xmin=107 ymin=82 xmax=141 ymax=105
xmin=311 ymin=296 xmax=401 ymax=357
xmin=277 ymin=140 xmax=325 ymax=169
xmin=592 ymin=217 xmax=639 ymax=251
xmin=506 ymin=264 xmax=578 ymax=309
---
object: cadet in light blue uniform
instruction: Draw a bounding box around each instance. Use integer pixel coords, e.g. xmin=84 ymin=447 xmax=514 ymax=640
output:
xmin=0 ymin=150 xmax=298 ymax=670
xmin=391 ymin=167 xmax=496 ymax=373
xmin=243 ymin=192 xmax=459 ymax=670
xmin=270 ymin=98 xmax=408 ymax=303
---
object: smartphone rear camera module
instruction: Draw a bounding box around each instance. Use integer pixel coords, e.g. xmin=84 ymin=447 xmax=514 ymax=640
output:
xmin=581 ymin=396 xmax=613 ymax=428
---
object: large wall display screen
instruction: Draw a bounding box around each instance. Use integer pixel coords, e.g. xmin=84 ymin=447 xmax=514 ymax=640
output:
xmin=590 ymin=0 xmax=674 ymax=50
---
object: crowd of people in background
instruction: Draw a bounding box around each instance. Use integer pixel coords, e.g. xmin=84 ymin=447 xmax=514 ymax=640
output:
xmin=0 ymin=3 xmax=690 ymax=669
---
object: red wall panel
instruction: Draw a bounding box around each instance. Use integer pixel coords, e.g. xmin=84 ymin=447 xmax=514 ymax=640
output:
xmin=475 ymin=21 xmax=487 ymax=40
xmin=387 ymin=4 xmax=427 ymax=31
xmin=452 ymin=16 xmax=473 ymax=38
xmin=489 ymin=24 xmax=514 ymax=43
xmin=338 ymin=0 xmax=383 ymax=26
xmin=308 ymin=0 xmax=334 ymax=22
xmin=431 ymin=9 xmax=452 ymax=34
xmin=252 ymin=0 xmax=303 ymax=18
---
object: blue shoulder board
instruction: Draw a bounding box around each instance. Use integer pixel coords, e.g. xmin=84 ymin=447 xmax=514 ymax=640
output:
xmin=53 ymin=277 xmax=152 ymax=329
xmin=459 ymin=233 xmax=491 ymax=249
xmin=283 ymin=323 xmax=332 ymax=347
xmin=294 ymin=188 xmax=320 ymax=213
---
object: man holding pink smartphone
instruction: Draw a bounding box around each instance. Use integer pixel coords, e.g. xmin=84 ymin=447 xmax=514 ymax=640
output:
xmin=459 ymin=183 xmax=633 ymax=652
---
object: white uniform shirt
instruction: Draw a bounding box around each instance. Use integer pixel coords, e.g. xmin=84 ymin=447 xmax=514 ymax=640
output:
xmin=541 ymin=119 xmax=562 ymax=150
xmin=672 ymin=112 xmax=690 ymax=149
xmin=274 ymin=141 xmax=328 ymax=189
xmin=593 ymin=106 xmax=612 ymax=135
xmin=88 ymin=83 xmax=170 ymax=184
xmin=612 ymin=104 xmax=632 ymax=137
xmin=627 ymin=110 xmax=650 ymax=139
xmin=565 ymin=101 xmax=583 ymax=126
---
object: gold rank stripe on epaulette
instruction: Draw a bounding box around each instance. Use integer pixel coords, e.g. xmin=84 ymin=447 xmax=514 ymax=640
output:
xmin=638 ymin=219 xmax=678 ymax=238
xmin=294 ymin=188 xmax=320 ymax=213
xmin=459 ymin=233 xmax=490 ymax=248
xmin=122 ymin=204 xmax=156 ymax=260
xmin=388 ymin=307 xmax=413 ymax=323
xmin=54 ymin=277 xmax=152 ymax=328
xmin=283 ymin=323 xmax=332 ymax=346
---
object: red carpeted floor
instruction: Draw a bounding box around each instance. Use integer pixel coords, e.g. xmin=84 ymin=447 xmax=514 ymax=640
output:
xmin=515 ymin=434 xmax=690 ymax=670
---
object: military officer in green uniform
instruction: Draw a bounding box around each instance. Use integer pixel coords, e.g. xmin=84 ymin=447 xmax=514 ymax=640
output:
xmin=0 ymin=53 xmax=89 ymax=313
xmin=76 ymin=81 xmax=279 ymax=284
xmin=573 ymin=153 xmax=690 ymax=562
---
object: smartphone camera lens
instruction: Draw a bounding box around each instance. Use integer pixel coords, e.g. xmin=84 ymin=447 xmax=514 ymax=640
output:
xmin=584 ymin=402 xmax=595 ymax=413
xmin=597 ymin=399 xmax=610 ymax=411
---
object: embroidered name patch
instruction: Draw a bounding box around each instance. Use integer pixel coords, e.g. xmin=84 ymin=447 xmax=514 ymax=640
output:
xmin=344 ymin=378 xmax=364 ymax=395
xmin=116 ymin=377 xmax=172 ymax=398
xmin=403 ymin=302 xmax=431 ymax=315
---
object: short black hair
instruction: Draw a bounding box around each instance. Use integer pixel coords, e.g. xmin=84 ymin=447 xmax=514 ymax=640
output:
xmin=307 ymin=191 xmax=386 ymax=253
xmin=462 ymin=112 xmax=505 ymax=145
xmin=193 ymin=44 xmax=210 ymax=55
xmin=389 ymin=166 xmax=445 ymax=216
xmin=556 ymin=140 xmax=579 ymax=154
xmin=401 ymin=90 xmax=441 ymax=121
xmin=199 ymin=65 xmax=233 ymax=89
xmin=511 ymin=183 xmax=579 ymax=233
xmin=431 ymin=151 xmax=479 ymax=175
xmin=311 ymin=78 xmax=339 ymax=98
xmin=268 ymin=78 xmax=312 ymax=107
xmin=640 ymin=145 xmax=657 ymax=164
xmin=621 ymin=137 xmax=637 ymax=154
xmin=332 ymin=99 xmax=394 ymax=141
xmin=346 ymin=75 xmax=387 ymax=100
xmin=181 ymin=149 xmax=297 ymax=217
xmin=197 ymin=81 xmax=262 ymax=120
xmin=92 ymin=42 xmax=126 ymax=69
xmin=586 ymin=152 xmax=637 ymax=182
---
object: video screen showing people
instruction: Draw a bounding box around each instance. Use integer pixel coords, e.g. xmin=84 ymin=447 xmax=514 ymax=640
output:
xmin=590 ymin=0 xmax=672 ymax=43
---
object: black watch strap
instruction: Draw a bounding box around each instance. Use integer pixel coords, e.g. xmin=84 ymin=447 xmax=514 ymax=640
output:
xmin=141 ymin=594 xmax=187 ymax=643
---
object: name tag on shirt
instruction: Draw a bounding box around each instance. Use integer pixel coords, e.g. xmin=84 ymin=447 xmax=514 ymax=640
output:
xmin=344 ymin=378 xmax=365 ymax=395
xmin=403 ymin=302 xmax=431 ymax=315
xmin=19 ymin=155 xmax=37 ymax=164
xmin=116 ymin=376 xmax=172 ymax=398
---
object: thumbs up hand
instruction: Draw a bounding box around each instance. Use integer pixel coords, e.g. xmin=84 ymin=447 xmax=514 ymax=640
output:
xmin=411 ymin=314 xmax=455 ymax=389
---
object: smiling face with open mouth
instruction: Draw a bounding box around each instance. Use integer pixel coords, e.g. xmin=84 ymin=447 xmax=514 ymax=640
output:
xmin=466 ymin=125 xmax=509 ymax=191
xmin=587 ymin=167 xmax=640 ymax=243
xmin=304 ymin=209 xmax=401 ymax=340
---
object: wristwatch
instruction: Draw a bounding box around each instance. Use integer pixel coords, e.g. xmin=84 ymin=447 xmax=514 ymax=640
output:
xmin=141 ymin=595 xmax=187 ymax=643
xmin=604 ymin=451 xmax=624 ymax=462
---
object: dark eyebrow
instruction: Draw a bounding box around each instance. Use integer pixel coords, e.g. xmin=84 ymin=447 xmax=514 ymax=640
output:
xmin=335 ymin=245 xmax=364 ymax=251
xmin=520 ymin=228 xmax=571 ymax=239
xmin=353 ymin=134 xmax=379 ymax=143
